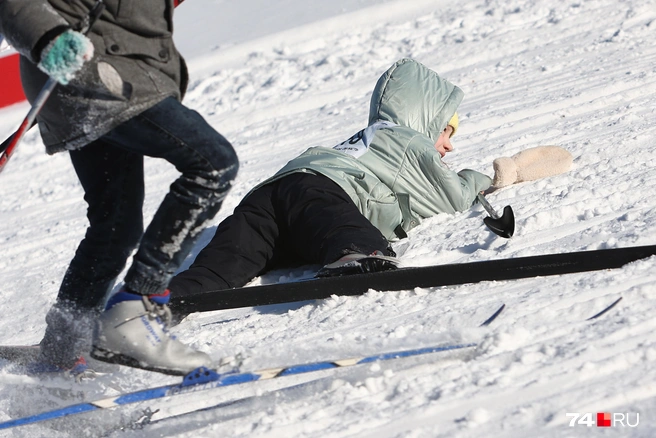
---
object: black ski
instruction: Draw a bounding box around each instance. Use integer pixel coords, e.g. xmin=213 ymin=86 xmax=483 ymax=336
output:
xmin=171 ymin=244 xmax=655 ymax=315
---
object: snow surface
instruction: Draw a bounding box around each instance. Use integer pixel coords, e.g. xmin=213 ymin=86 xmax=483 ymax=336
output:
xmin=1 ymin=0 xmax=656 ymax=436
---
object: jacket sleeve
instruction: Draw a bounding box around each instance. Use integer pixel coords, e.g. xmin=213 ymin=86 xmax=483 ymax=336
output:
xmin=417 ymin=147 xmax=492 ymax=213
xmin=0 ymin=0 xmax=69 ymax=62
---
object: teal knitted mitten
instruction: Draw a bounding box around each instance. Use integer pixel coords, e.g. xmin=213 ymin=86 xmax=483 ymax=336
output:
xmin=38 ymin=29 xmax=94 ymax=85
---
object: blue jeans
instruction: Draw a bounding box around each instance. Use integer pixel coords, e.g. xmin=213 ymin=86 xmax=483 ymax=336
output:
xmin=57 ymin=97 xmax=238 ymax=310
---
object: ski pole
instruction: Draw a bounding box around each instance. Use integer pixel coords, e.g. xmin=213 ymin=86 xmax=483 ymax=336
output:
xmin=0 ymin=0 xmax=195 ymax=172
xmin=477 ymin=193 xmax=515 ymax=238
xmin=0 ymin=0 xmax=105 ymax=174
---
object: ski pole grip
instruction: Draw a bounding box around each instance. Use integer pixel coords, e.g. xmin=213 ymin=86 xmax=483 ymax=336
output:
xmin=76 ymin=0 xmax=106 ymax=35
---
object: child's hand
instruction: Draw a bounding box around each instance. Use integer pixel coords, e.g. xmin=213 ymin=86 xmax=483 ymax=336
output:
xmin=38 ymin=30 xmax=94 ymax=85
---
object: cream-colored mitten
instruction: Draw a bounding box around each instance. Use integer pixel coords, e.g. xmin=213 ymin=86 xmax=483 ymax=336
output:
xmin=491 ymin=157 xmax=518 ymax=188
xmin=492 ymin=146 xmax=573 ymax=188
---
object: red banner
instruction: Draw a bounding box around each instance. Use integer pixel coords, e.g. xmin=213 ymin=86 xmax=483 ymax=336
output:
xmin=0 ymin=53 xmax=26 ymax=108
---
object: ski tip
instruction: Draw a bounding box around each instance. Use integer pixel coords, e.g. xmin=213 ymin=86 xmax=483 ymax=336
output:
xmin=480 ymin=303 xmax=506 ymax=327
xmin=586 ymin=296 xmax=623 ymax=321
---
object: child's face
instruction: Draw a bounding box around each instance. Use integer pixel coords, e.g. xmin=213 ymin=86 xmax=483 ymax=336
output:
xmin=434 ymin=126 xmax=454 ymax=158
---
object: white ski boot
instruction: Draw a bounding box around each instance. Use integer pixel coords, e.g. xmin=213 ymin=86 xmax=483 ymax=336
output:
xmin=91 ymin=291 xmax=211 ymax=375
xmin=38 ymin=302 xmax=97 ymax=368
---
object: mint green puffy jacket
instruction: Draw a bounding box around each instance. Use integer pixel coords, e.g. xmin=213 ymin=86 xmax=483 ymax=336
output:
xmin=257 ymin=58 xmax=492 ymax=240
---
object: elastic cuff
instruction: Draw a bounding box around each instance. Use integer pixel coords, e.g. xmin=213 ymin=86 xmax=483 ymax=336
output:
xmin=32 ymin=25 xmax=70 ymax=63
xmin=124 ymin=262 xmax=171 ymax=296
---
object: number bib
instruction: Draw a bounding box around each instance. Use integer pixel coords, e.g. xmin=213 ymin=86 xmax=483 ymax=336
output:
xmin=332 ymin=120 xmax=396 ymax=158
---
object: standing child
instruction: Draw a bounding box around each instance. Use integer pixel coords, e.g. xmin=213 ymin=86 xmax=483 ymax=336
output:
xmin=0 ymin=0 xmax=239 ymax=375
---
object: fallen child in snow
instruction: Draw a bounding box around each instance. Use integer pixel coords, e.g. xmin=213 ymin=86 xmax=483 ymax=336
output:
xmin=169 ymin=58 xmax=571 ymax=305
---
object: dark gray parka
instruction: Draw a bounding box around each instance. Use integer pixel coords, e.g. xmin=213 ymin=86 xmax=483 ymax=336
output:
xmin=0 ymin=0 xmax=185 ymax=153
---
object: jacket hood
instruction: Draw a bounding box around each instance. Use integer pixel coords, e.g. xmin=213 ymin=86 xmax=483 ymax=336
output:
xmin=368 ymin=58 xmax=464 ymax=142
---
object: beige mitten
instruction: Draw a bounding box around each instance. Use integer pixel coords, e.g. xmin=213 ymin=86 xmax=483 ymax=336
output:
xmin=492 ymin=146 xmax=573 ymax=188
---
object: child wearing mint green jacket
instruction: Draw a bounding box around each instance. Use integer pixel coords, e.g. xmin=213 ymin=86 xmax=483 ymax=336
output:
xmin=170 ymin=58 xmax=492 ymax=301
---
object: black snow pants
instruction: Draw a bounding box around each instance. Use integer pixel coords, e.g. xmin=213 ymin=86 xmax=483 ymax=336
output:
xmin=169 ymin=173 xmax=393 ymax=297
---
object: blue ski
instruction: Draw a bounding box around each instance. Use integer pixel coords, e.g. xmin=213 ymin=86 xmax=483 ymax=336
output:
xmin=0 ymin=343 xmax=473 ymax=430
xmin=0 ymin=304 xmax=505 ymax=431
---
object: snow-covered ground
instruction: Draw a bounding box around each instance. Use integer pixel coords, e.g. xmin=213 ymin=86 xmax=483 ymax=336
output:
xmin=1 ymin=0 xmax=656 ymax=436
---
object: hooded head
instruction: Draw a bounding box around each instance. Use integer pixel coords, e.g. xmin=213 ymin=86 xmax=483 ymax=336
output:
xmin=368 ymin=58 xmax=463 ymax=142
